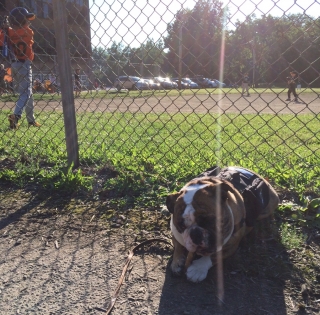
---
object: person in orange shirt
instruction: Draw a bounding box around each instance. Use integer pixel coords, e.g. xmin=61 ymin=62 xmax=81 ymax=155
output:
xmin=6 ymin=7 xmax=40 ymax=129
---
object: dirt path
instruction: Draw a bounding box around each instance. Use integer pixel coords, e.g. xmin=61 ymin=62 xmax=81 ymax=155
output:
xmin=1 ymin=186 xmax=320 ymax=315
xmin=89 ymin=92 xmax=319 ymax=115
xmin=2 ymin=91 xmax=319 ymax=115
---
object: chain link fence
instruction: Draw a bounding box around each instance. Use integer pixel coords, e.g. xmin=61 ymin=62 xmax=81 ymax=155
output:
xmin=1 ymin=0 xmax=320 ymax=196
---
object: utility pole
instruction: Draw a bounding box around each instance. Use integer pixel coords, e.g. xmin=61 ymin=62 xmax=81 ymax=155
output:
xmin=252 ymin=37 xmax=255 ymax=88
xmin=251 ymin=32 xmax=258 ymax=88
xmin=178 ymin=9 xmax=186 ymax=90
xmin=179 ymin=22 xmax=182 ymax=89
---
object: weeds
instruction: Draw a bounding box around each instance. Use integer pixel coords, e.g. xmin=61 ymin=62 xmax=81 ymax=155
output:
xmin=280 ymin=222 xmax=307 ymax=249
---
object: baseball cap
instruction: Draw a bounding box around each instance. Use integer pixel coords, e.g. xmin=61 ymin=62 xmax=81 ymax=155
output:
xmin=9 ymin=7 xmax=36 ymax=25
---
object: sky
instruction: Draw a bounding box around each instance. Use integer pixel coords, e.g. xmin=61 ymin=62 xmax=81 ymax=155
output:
xmin=88 ymin=0 xmax=320 ymax=48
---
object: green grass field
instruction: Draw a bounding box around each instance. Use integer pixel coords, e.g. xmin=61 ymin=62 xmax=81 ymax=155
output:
xmin=1 ymin=105 xmax=320 ymax=248
xmin=1 ymin=86 xmax=319 ymax=101
xmin=1 ymin=108 xmax=320 ymax=199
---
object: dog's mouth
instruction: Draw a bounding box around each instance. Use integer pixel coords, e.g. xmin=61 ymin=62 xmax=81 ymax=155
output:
xmin=183 ymin=226 xmax=213 ymax=254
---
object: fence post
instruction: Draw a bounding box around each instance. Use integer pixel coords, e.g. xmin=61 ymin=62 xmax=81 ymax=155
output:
xmin=52 ymin=0 xmax=79 ymax=168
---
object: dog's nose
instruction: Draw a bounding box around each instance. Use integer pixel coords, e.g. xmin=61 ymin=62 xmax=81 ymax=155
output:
xmin=189 ymin=226 xmax=204 ymax=245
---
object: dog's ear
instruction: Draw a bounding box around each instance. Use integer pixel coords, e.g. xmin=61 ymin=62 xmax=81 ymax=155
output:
xmin=166 ymin=192 xmax=181 ymax=213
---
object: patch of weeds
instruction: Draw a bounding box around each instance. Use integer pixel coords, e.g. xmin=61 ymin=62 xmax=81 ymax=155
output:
xmin=96 ymin=209 xmax=117 ymax=221
xmin=55 ymin=166 xmax=93 ymax=191
xmin=277 ymin=197 xmax=320 ymax=229
xmin=280 ymin=222 xmax=307 ymax=250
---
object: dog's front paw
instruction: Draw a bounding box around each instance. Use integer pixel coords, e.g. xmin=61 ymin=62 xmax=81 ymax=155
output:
xmin=186 ymin=256 xmax=213 ymax=282
xmin=170 ymin=256 xmax=185 ymax=276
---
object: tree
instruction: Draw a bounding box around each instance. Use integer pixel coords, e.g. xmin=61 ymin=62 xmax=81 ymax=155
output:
xmin=164 ymin=0 xmax=225 ymax=78
xmin=91 ymin=42 xmax=128 ymax=85
xmin=91 ymin=39 xmax=166 ymax=84
xmin=224 ymin=13 xmax=320 ymax=87
xmin=122 ymin=39 xmax=165 ymax=77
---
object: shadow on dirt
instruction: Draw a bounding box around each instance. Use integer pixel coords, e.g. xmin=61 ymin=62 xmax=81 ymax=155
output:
xmin=0 ymin=182 xmax=78 ymax=231
xmin=1 ymin=182 xmax=319 ymax=315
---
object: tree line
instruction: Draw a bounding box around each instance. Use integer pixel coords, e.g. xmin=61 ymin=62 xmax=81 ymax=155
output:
xmin=92 ymin=0 xmax=320 ymax=88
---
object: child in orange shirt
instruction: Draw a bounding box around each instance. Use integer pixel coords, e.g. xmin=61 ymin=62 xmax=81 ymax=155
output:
xmin=6 ymin=7 xmax=40 ymax=129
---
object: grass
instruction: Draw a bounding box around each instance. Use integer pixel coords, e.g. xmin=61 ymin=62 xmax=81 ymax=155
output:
xmin=1 ymin=87 xmax=320 ymax=101
xmin=71 ymin=86 xmax=319 ymax=98
xmin=1 ymin=102 xmax=320 ymax=251
xmin=280 ymin=222 xmax=307 ymax=249
xmin=1 ymin=108 xmax=320 ymax=196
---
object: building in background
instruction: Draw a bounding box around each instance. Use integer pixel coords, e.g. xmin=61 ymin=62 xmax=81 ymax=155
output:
xmin=0 ymin=0 xmax=92 ymax=88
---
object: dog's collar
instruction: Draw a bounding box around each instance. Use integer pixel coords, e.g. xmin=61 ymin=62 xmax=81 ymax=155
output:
xmin=217 ymin=200 xmax=234 ymax=252
xmin=170 ymin=215 xmax=185 ymax=247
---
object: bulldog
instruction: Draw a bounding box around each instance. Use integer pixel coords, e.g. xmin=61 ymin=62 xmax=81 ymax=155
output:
xmin=166 ymin=166 xmax=279 ymax=282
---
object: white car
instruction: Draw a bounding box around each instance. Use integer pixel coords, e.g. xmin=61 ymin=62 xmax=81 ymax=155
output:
xmin=114 ymin=76 xmax=149 ymax=91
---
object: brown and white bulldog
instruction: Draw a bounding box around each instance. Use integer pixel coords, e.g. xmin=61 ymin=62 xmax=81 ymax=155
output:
xmin=166 ymin=166 xmax=279 ymax=282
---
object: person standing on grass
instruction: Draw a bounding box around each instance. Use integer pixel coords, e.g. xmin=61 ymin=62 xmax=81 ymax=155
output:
xmin=241 ymin=72 xmax=250 ymax=97
xmin=286 ymin=71 xmax=301 ymax=103
xmin=74 ymin=68 xmax=82 ymax=97
xmin=6 ymin=7 xmax=41 ymax=129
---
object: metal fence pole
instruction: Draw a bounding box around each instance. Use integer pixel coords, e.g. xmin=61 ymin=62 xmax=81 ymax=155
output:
xmin=52 ymin=0 xmax=79 ymax=168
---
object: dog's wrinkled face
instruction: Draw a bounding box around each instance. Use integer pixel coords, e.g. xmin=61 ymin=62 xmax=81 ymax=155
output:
xmin=167 ymin=178 xmax=235 ymax=256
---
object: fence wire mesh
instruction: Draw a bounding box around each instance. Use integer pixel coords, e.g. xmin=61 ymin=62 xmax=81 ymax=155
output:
xmin=1 ymin=0 xmax=320 ymax=196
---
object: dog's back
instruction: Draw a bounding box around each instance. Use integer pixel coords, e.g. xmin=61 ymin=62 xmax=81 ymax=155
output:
xmin=195 ymin=166 xmax=279 ymax=227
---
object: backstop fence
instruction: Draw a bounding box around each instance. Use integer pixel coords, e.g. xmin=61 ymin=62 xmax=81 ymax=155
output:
xmin=1 ymin=0 xmax=320 ymax=198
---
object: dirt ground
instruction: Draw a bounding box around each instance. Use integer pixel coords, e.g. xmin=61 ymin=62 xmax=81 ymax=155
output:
xmin=1 ymin=182 xmax=320 ymax=315
xmin=1 ymin=91 xmax=320 ymax=115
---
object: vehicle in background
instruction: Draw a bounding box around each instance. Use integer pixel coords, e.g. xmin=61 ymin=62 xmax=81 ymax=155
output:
xmin=182 ymin=78 xmax=199 ymax=89
xmin=143 ymin=78 xmax=161 ymax=90
xmin=172 ymin=78 xmax=190 ymax=89
xmin=172 ymin=78 xmax=199 ymax=89
xmin=114 ymin=76 xmax=149 ymax=91
xmin=211 ymin=79 xmax=227 ymax=88
xmin=190 ymin=77 xmax=217 ymax=88
xmin=153 ymin=77 xmax=178 ymax=89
